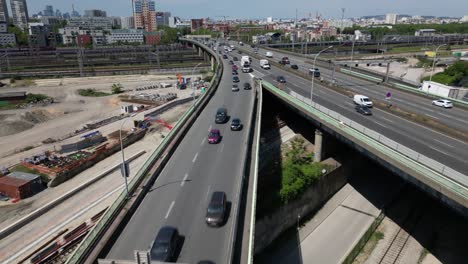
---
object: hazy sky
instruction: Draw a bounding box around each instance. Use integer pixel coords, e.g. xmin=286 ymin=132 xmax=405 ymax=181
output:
xmin=28 ymin=0 xmax=468 ymax=19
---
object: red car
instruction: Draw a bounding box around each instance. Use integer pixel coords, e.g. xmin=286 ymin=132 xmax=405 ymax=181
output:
xmin=232 ymin=65 xmax=238 ymax=71
xmin=208 ymin=129 xmax=221 ymax=144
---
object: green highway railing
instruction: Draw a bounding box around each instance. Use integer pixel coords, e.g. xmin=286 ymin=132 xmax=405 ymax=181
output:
xmin=262 ymin=80 xmax=468 ymax=203
xmin=67 ymin=39 xmax=223 ymax=264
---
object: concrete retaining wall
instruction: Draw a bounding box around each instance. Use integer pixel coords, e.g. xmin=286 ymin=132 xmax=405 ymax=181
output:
xmin=254 ymin=161 xmax=346 ymax=254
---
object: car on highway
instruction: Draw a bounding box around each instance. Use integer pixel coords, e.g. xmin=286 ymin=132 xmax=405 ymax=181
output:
xmin=230 ymin=118 xmax=243 ymax=131
xmin=355 ymin=105 xmax=372 ymax=115
xmin=281 ymin=57 xmax=290 ymax=64
xmin=238 ymin=50 xmax=242 ymax=54
xmin=232 ymin=65 xmax=238 ymax=71
xmin=232 ymin=70 xmax=238 ymax=75
xmin=222 ymin=54 xmax=228 ymax=59
xmin=229 ymin=60 xmax=234 ymax=65
xmin=354 ymin=95 xmax=373 ymax=107
xmin=150 ymin=226 xmax=179 ymax=262
xmin=208 ymin=129 xmax=222 ymax=144
xmin=233 ymin=76 xmax=240 ymax=82
xmin=215 ymin=107 xmax=228 ymax=124
xmin=309 ymin=68 xmax=321 ymax=77
xmin=233 ymin=57 xmax=238 ymax=61
xmin=266 ymin=51 xmax=273 ymax=58
xmin=432 ymin=99 xmax=453 ymax=108
xmin=276 ymin=76 xmax=286 ymax=83
xmin=291 ymin=64 xmax=299 ymax=70
xmin=232 ymin=84 xmax=239 ymax=92
xmin=243 ymin=82 xmax=252 ymax=90
xmin=206 ymin=191 xmax=227 ymax=227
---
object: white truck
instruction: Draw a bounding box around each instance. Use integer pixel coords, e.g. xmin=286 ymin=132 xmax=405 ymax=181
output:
xmin=260 ymin=59 xmax=270 ymax=69
xmin=241 ymin=56 xmax=251 ymax=73
xmin=266 ymin=51 xmax=273 ymax=58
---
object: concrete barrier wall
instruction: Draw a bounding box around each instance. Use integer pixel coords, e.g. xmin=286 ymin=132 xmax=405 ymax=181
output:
xmin=254 ymin=162 xmax=346 ymax=254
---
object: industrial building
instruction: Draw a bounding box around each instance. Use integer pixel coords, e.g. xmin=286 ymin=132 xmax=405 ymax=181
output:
xmin=0 ymin=171 xmax=44 ymax=200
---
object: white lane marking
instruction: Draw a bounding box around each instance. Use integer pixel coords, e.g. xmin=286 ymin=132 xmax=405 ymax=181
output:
xmin=432 ymin=139 xmax=455 ymax=148
xmin=219 ymin=143 xmax=225 ymax=153
xmin=345 ymin=101 xmax=354 ymax=106
xmin=181 ymin=173 xmax=189 ymax=187
xmin=192 ymin=152 xmax=199 ymax=163
xmin=200 ymin=138 xmax=205 ymax=146
xmin=374 ymin=121 xmax=388 ymax=128
xmin=429 ymin=146 xmax=450 ymax=156
xmin=425 ymin=114 xmax=439 ymax=120
xmin=249 ymin=73 xmax=255 ymax=78
xmin=205 ymin=185 xmax=212 ymax=201
xmin=209 ymin=124 xmax=212 ymax=130
xmin=165 ymin=201 xmax=175 ymax=219
xmin=318 ymin=90 xmax=327 ymax=94
xmin=2 ymin=185 xmax=124 ymax=264
xmin=380 ymin=116 xmax=394 ymax=123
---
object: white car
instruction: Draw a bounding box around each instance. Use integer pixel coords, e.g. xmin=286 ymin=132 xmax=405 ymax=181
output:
xmin=432 ymin=99 xmax=453 ymax=108
xmin=232 ymin=85 xmax=239 ymax=92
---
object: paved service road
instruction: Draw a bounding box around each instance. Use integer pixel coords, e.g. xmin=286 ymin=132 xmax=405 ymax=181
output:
xmin=235 ymin=44 xmax=468 ymax=180
xmin=107 ymin=53 xmax=256 ymax=263
xmin=233 ymin=41 xmax=468 ymax=133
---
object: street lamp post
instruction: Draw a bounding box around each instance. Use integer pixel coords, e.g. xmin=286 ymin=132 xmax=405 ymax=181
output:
xmin=119 ymin=114 xmax=136 ymax=197
xmin=311 ymin=46 xmax=333 ymax=103
xmin=429 ymin=44 xmax=447 ymax=82
xmin=191 ymin=62 xmax=203 ymax=105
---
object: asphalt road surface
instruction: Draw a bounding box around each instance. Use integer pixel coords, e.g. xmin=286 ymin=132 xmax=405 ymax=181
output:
xmin=106 ymin=54 xmax=256 ymax=263
xmin=233 ymin=41 xmax=468 ymax=133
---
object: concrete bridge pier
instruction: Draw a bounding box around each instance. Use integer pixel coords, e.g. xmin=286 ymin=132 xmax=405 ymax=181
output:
xmin=314 ymin=129 xmax=323 ymax=162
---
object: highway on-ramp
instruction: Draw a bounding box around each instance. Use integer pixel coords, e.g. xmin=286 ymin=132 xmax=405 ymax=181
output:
xmin=106 ymin=54 xmax=256 ymax=263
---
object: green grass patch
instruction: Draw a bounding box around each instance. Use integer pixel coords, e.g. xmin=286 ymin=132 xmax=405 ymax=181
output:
xmin=422 ymin=61 xmax=468 ymax=87
xmin=11 ymin=164 xmax=50 ymax=184
xmin=26 ymin=93 xmax=49 ymax=103
xmin=77 ymin=88 xmax=111 ymax=97
xmin=418 ymin=248 xmax=429 ymax=264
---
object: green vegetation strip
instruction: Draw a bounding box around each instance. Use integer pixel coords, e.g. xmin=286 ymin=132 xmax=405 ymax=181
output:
xmin=77 ymin=89 xmax=111 ymax=97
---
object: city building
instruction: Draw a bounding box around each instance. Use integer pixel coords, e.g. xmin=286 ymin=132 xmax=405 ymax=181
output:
xmin=107 ymin=29 xmax=144 ymax=44
xmin=191 ymin=19 xmax=204 ymax=32
xmin=59 ymin=27 xmax=106 ymax=45
xmin=43 ymin=5 xmax=54 ymax=17
xmin=84 ymin=9 xmax=107 ymax=17
xmin=68 ymin=17 xmax=114 ymax=30
xmin=121 ymin=16 xmax=134 ymax=29
xmin=144 ymin=31 xmax=161 ymax=45
xmin=28 ymin=22 xmax=51 ymax=47
xmin=109 ymin=16 xmax=122 ymax=28
xmin=0 ymin=171 xmax=44 ymax=200
xmin=156 ymin=12 xmax=171 ymax=27
xmin=168 ymin=16 xmax=190 ymax=28
xmin=0 ymin=0 xmax=9 ymax=23
xmin=415 ymin=29 xmax=436 ymax=37
xmin=40 ymin=16 xmax=61 ymax=26
xmin=133 ymin=0 xmax=157 ymax=32
xmin=0 ymin=32 xmax=16 ymax=46
xmin=11 ymin=0 xmax=29 ymax=30
xmin=267 ymin=17 xmax=273 ymax=24
xmin=461 ymin=15 xmax=468 ymax=22
xmin=385 ymin=13 xmax=398 ymax=24
xmin=354 ymin=30 xmax=372 ymax=41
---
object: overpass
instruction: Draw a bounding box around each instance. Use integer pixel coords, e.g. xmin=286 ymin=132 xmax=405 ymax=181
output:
xmin=65 ymin=38 xmax=467 ymax=264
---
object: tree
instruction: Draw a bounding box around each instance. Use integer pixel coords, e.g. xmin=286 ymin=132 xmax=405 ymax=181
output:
xmin=111 ymin=83 xmax=123 ymax=94
xmin=8 ymin=25 xmax=28 ymax=46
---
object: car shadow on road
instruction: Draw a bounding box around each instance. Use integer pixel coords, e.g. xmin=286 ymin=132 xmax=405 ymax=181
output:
xmin=148 ymin=180 xmax=192 ymax=192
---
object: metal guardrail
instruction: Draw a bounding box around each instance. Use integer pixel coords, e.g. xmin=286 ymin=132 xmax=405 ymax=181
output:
xmin=261 ymin=81 xmax=468 ymax=202
xmin=67 ymin=39 xmax=223 ymax=264
xmin=246 ymin=80 xmax=263 ymax=264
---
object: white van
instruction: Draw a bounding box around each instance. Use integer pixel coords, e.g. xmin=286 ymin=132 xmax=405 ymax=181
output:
xmin=260 ymin=59 xmax=270 ymax=69
xmin=266 ymin=51 xmax=273 ymax=58
xmin=353 ymin=95 xmax=373 ymax=107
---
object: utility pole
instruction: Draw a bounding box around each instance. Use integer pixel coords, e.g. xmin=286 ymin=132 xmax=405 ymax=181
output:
xmin=340 ymin=8 xmax=345 ymax=42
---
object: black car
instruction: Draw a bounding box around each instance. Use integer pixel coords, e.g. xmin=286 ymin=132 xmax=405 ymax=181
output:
xmin=276 ymin=76 xmax=286 ymax=83
xmin=233 ymin=57 xmax=238 ymax=61
xmin=215 ymin=107 xmax=228 ymax=123
xmin=150 ymin=226 xmax=179 ymax=262
xmin=229 ymin=60 xmax=234 ymax=65
xmin=230 ymin=118 xmax=243 ymax=131
xmin=243 ymin=82 xmax=252 ymax=90
xmin=355 ymin=105 xmax=372 ymax=115
xmin=206 ymin=191 xmax=227 ymax=227
xmin=238 ymin=50 xmax=242 ymax=54
xmin=222 ymin=54 xmax=228 ymax=59
xmin=232 ymin=70 xmax=238 ymax=75
xmin=291 ymin=64 xmax=299 ymax=70
xmin=233 ymin=76 xmax=240 ymax=83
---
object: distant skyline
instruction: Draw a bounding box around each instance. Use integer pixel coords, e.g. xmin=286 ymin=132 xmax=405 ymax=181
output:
xmin=28 ymin=0 xmax=468 ymax=19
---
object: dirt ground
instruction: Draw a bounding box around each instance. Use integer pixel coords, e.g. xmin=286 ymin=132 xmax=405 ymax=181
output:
xmin=0 ymin=73 xmax=199 ymax=167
